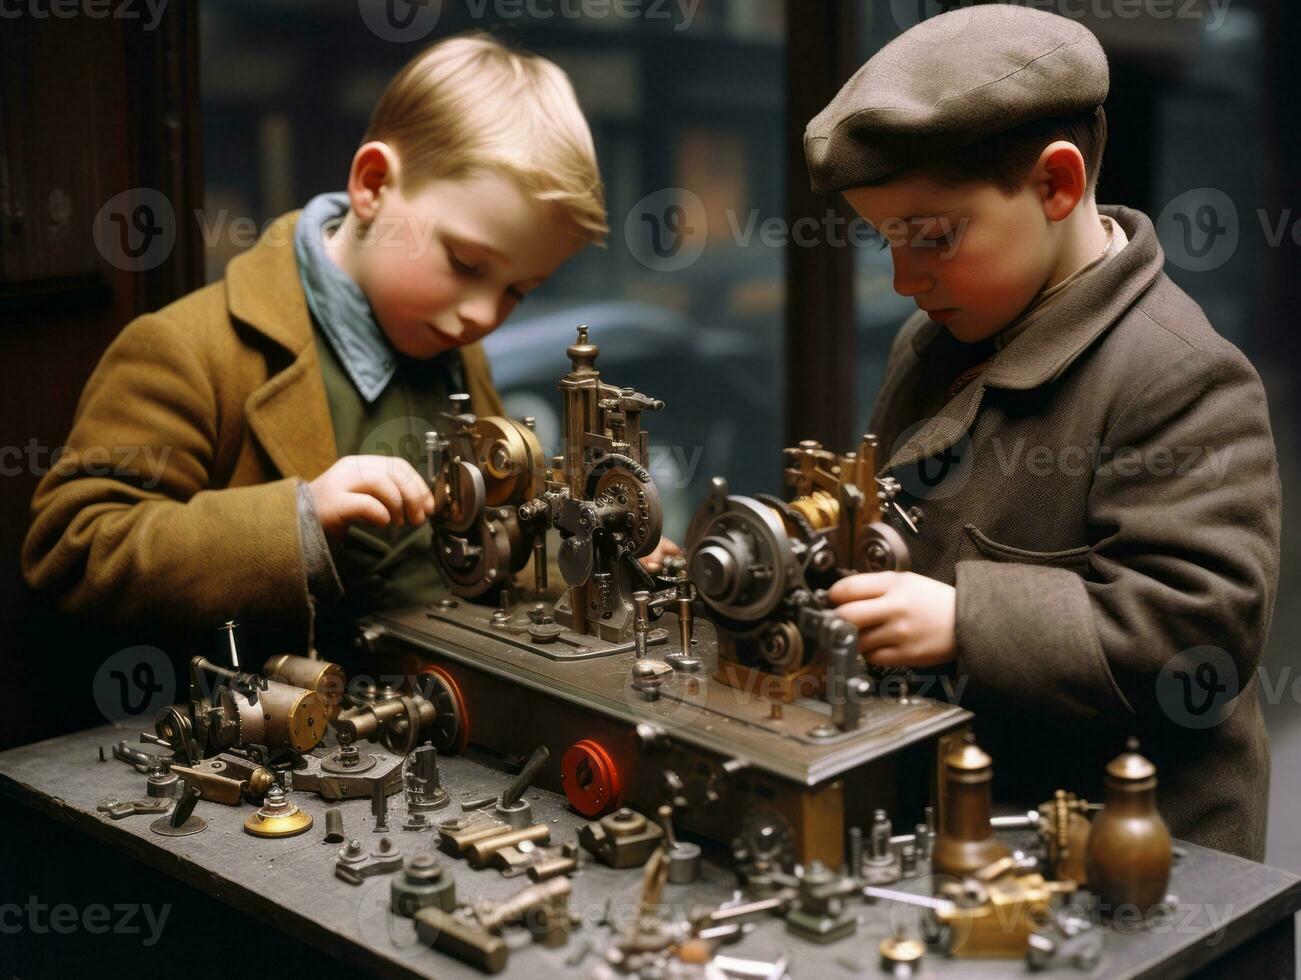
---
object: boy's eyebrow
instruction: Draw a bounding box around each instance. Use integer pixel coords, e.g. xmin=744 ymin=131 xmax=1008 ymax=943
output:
xmin=902 ymin=209 xmax=954 ymax=222
xmin=441 ymin=229 xmax=507 ymax=263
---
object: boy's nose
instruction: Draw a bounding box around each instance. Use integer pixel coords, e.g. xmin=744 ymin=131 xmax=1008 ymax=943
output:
xmin=456 ymin=295 xmax=497 ymax=339
xmin=891 ymin=257 xmax=933 ymax=298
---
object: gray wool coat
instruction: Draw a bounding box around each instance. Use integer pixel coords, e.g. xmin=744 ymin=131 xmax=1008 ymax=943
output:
xmin=868 ymin=204 xmax=1281 ymax=861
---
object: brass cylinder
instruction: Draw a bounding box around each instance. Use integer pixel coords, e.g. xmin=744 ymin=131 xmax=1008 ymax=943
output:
xmin=932 ymin=735 xmax=1010 ymax=879
xmin=232 ymin=679 xmax=328 ymax=754
xmin=414 ymin=908 xmax=508 ymax=974
xmin=263 ymin=654 xmax=346 ymax=722
xmin=466 ymin=825 xmax=552 ymax=868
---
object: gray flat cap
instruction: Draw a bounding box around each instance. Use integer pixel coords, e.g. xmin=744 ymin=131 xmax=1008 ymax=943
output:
xmin=805 ymin=5 xmax=1108 ymax=192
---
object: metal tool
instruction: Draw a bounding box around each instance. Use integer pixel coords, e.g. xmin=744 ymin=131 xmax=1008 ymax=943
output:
xmin=1027 ymin=908 xmax=1104 ymax=972
xmin=335 ymin=837 xmax=403 ymax=884
xmin=170 ymin=752 xmax=276 ymax=805
xmin=150 ymin=785 xmax=206 ymax=837
xmin=145 ymin=760 xmax=181 ymax=799
xmin=323 ymin=807 xmax=345 ymax=843
xmin=390 ymin=854 xmax=457 ymax=918
xmin=495 ymin=745 xmax=548 ymax=829
xmin=97 ymin=797 xmax=172 ymax=820
xmin=244 ymin=783 xmax=313 ymax=838
xmin=414 ymin=908 xmax=509 ymax=974
xmin=291 ymin=747 xmax=404 ymax=801
xmin=405 ymin=742 xmax=450 ymax=813
xmin=658 ymin=803 xmax=701 ymax=884
xmin=784 ymin=860 xmax=858 ymax=943
xmin=579 ymin=807 xmax=663 ymax=868
xmin=863 ymin=809 xmax=901 ymax=884
xmin=372 ymin=779 xmax=390 ymax=832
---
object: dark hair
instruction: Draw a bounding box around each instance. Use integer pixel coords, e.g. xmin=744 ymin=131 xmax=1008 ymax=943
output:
xmin=908 ymin=107 xmax=1107 ymax=196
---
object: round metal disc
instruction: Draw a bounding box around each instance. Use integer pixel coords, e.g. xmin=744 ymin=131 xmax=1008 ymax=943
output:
xmin=685 ymin=495 xmax=794 ymax=623
xmin=586 ymin=456 xmax=663 ymax=559
xmin=437 ymin=460 xmax=486 ymax=533
xmin=857 ymin=520 xmax=911 ymax=573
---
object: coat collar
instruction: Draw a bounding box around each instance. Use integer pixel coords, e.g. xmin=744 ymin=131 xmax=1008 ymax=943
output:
xmin=225 ymin=211 xmax=339 ymax=479
xmin=887 ymin=204 xmax=1165 ymax=472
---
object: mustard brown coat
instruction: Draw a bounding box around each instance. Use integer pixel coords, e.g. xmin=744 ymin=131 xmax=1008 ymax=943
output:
xmin=21 ymin=211 xmax=503 ymax=650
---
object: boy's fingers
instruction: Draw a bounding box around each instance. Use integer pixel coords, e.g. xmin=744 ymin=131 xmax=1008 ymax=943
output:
xmin=857 ymin=622 xmax=898 ymax=654
xmin=835 ymin=597 xmax=893 ymax=630
xmin=358 ymin=473 xmax=406 ymax=526
xmin=380 ymin=458 xmax=435 ymax=524
xmin=827 ymin=571 xmax=895 ymax=604
xmin=862 ymin=646 xmax=905 ymax=667
xmin=342 ymin=492 xmax=391 ymax=530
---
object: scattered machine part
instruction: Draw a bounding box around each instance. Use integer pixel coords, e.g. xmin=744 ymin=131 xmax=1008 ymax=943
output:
xmin=579 ymin=807 xmax=664 ymax=868
xmin=262 ymin=653 xmax=347 ymax=722
xmin=414 ymin=908 xmax=509 ymax=975
xmin=150 ymin=786 xmax=206 ymax=837
xmin=171 ymin=753 xmax=276 ymax=805
xmin=158 ymin=627 xmax=329 ymax=763
xmin=711 ymin=953 xmax=792 ymax=979
xmin=1086 ymin=738 xmax=1172 ymax=915
xmin=438 ymin=812 xmax=511 ymax=857
xmin=403 ymin=812 xmax=434 ymax=833
xmin=879 ymin=926 xmax=925 ymax=978
xmin=390 ymin=854 xmax=457 ymax=918
xmin=111 ymin=739 xmax=172 ymax=774
xmin=1039 ymin=789 xmax=1094 ymax=885
xmin=466 ymin=825 xmax=552 ymax=869
xmin=335 ymin=837 xmax=404 ymax=885
xmin=406 ymin=742 xmax=450 ymax=812
xmin=292 ymin=748 xmax=404 ymax=801
xmin=494 ymin=745 xmax=549 ymax=829
xmin=658 ymin=803 xmax=701 ymax=885
xmin=97 ymin=797 xmax=172 ymax=820
xmin=862 ymin=809 xmax=902 ymax=885
xmin=323 ymin=807 xmax=345 ymax=843
xmin=372 ymin=779 xmax=390 ymax=832
xmin=145 ymin=760 xmax=182 ymax=799
xmin=1026 ymin=909 xmax=1103 ymax=972
xmin=784 ymin=860 xmax=858 ymax=943
xmin=932 ymin=735 xmax=1009 ymax=878
xmin=335 ymin=694 xmax=438 ymax=756
xmin=244 ymin=783 xmax=313 ymax=838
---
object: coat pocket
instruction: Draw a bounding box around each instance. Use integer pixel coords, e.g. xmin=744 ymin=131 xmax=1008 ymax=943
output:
xmin=963 ymin=523 xmax=1091 ymax=569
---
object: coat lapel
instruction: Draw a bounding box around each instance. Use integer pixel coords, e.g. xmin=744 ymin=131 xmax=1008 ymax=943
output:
xmin=882 ymin=205 xmax=1165 ymax=474
xmin=225 ymin=211 xmax=339 ymax=479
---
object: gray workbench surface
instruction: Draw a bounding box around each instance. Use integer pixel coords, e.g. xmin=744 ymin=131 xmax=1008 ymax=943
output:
xmin=1 ymin=723 xmax=1298 ymax=979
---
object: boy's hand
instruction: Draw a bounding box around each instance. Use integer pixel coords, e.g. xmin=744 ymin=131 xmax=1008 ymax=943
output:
xmin=639 ymin=536 xmax=682 ymax=573
xmin=309 ymin=456 xmax=434 ymax=541
xmin=828 ymin=571 xmax=957 ymax=668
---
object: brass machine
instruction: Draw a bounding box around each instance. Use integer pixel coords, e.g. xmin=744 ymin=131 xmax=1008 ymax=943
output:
xmin=355 ymin=326 xmax=971 ymax=870
xmin=685 ymin=435 xmax=911 ymax=704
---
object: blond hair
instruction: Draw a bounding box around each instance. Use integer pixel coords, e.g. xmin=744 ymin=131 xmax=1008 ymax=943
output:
xmin=365 ymin=32 xmax=608 ymax=243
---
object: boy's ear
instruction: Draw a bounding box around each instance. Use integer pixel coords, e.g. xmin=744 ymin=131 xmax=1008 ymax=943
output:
xmin=347 ymin=141 xmax=402 ymax=222
xmin=1035 ymin=140 xmax=1090 ymax=223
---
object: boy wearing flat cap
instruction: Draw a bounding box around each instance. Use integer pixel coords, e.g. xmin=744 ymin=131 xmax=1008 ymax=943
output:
xmin=809 ymin=5 xmax=1280 ymax=861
